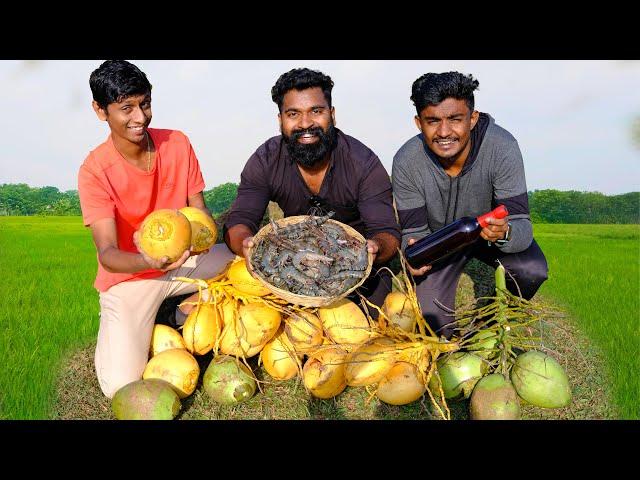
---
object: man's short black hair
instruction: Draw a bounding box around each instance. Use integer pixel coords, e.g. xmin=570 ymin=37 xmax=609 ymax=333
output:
xmin=411 ymin=72 xmax=479 ymax=115
xmin=271 ymin=68 xmax=334 ymax=112
xmin=89 ymin=60 xmax=152 ymax=110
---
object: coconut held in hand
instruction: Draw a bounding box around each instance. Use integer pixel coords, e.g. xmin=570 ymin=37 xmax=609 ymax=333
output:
xmin=138 ymin=209 xmax=192 ymax=263
xmin=179 ymin=206 xmax=218 ymax=253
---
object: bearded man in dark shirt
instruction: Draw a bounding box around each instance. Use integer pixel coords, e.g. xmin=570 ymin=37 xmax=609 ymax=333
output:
xmin=224 ymin=68 xmax=401 ymax=311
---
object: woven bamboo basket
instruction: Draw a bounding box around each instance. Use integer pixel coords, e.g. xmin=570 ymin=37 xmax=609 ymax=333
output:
xmin=247 ymin=215 xmax=374 ymax=307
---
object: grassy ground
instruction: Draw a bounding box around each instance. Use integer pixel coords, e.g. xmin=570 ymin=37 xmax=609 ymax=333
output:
xmin=533 ymin=224 xmax=639 ymax=419
xmin=0 ymin=217 xmax=634 ymax=419
xmin=53 ymin=260 xmax=616 ymax=420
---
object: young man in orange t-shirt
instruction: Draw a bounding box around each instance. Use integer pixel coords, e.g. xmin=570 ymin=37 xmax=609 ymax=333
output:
xmin=78 ymin=60 xmax=235 ymax=398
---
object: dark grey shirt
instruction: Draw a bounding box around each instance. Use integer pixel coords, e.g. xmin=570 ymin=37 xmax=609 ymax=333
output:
xmin=224 ymin=129 xmax=401 ymax=241
xmin=392 ymin=113 xmax=532 ymax=254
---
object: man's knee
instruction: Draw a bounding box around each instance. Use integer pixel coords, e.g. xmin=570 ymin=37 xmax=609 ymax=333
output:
xmin=528 ymin=260 xmax=549 ymax=288
xmin=95 ymin=339 xmax=148 ymax=399
xmin=505 ymin=255 xmax=549 ymax=299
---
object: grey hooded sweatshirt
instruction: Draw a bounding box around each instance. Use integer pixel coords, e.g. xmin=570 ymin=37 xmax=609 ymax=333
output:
xmin=392 ymin=113 xmax=533 ymax=254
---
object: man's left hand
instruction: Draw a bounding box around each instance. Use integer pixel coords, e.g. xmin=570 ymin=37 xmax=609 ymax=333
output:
xmin=480 ymin=217 xmax=508 ymax=243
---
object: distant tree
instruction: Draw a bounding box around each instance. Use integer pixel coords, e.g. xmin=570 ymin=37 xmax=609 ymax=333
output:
xmin=632 ymin=116 xmax=640 ymax=150
xmin=203 ymin=182 xmax=238 ymax=216
xmin=529 ymin=189 xmax=639 ymax=224
xmin=44 ymin=190 xmax=81 ymax=215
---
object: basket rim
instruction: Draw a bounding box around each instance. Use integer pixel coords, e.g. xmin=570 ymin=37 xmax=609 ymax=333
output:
xmin=247 ymin=215 xmax=373 ymax=307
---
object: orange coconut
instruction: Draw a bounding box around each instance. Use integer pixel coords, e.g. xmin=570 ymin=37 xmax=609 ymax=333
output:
xmin=138 ymin=209 xmax=192 ymax=263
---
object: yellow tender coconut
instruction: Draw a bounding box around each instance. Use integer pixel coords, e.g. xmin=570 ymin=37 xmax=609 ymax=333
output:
xmin=375 ymin=361 xmax=427 ymax=406
xmin=382 ymin=291 xmax=416 ymax=332
xmin=138 ymin=209 xmax=192 ymax=263
xmin=178 ymin=206 xmax=218 ymax=253
xmin=302 ymin=346 xmax=348 ymax=399
xmin=219 ymin=301 xmax=281 ymax=357
xmin=284 ymin=311 xmax=324 ymax=351
xmin=260 ymin=327 xmax=301 ymax=381
xmin=181 ymin=303 xmax=222 ymax=355
xmin=142 ymin=348 xmax=200 ymax=398
xmin=344 ymin=336 xmax=398 ymax=387
xmin=226 ymin=258 xmax=271 ymax=297
xmin=317 ymin=299 xmax=371 ymax=349
xmin=149 ymin=324 xmax=187 ymax=358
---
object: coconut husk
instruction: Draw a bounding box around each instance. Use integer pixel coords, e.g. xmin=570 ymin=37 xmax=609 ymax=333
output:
xmin=247 ymin=215 xmax=373 ymax=308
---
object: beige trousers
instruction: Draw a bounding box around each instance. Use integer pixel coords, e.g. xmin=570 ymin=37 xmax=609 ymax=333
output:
xmin=95 ymin=243 xmax=236 ymax=398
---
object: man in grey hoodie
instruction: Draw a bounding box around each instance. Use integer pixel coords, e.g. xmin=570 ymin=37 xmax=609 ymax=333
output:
xmin=392 ymin=71 xmax=548 ymax=339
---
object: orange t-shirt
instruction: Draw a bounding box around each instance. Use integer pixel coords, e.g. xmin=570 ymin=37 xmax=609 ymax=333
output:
xmin=78 ymin=128 xmax=206 ymax=292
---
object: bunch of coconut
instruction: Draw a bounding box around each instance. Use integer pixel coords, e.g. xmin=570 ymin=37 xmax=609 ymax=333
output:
xmin=295 ymin=266 xmax=463 ymax=418
xmin=172 ymin=257 xmax=369 ymax=400
xmin=137 ymin=207 xmax=218 ymax=263
xmin=245 ymin=297 xmax=371 ymax=399
xmin=255 ymin=292 xmax=437 ymax=404
xmin=463 ymin=350 xmax=572 ymax=420
xmin=451 ymin=265 xmax=572 ymax=419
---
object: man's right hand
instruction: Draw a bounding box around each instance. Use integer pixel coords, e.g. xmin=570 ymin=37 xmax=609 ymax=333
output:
xmin=406 ymin=238 xmax=432 ymax=277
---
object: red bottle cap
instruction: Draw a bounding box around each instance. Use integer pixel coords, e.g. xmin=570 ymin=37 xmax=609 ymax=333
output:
xmin=477 ymin=205 xmax=509 ymax=228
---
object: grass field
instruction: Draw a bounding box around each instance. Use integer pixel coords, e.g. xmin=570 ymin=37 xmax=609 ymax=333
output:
xmin=0 ymin=217 xmax=637 ymax=419
xmin=0 ymin=217 xmax=98 ymax=419
xmin=533 ymin=224 xmax=640 ymax=419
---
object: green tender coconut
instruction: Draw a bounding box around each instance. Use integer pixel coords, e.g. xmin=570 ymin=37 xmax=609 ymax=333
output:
xmin=203 ymin=355 xmax=257 ymax=405
xmin=112 ymin=378 xmax=181 ymax=420
xmin=469 ymin=373 xmax=521 ymax=420
xmin=430 ymin=352 xmax=487 ymax=400
xmin=510 ymin=350 xmax=572 ymax=409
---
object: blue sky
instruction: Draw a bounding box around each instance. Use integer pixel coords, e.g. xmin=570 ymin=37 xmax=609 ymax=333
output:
xmin=1 ymin=60 xmax=638 ymax=194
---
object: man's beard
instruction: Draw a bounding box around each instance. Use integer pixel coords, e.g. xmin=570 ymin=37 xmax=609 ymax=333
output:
xmin=283 ymin=124 xmax=337 ymax=168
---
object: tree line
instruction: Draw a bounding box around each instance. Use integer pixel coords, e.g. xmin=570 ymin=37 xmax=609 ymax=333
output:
xmin=1 ymin=183 xmax=638 ymax=224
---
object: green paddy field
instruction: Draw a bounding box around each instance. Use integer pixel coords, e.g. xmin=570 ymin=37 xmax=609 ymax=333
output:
xmin=0 ymin=217 xmax=638 ymax=419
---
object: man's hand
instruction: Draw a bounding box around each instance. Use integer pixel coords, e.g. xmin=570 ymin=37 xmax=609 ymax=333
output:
xmin=405 ymin=238 xmax=432 ymax=277
xmin=241 ymin=236 xmax=259 ymax=276
xmin=366 ymin=239 xmax=380 ymax=263
xmin=133 ymin=230 xmax=191 ymax=272
xmin=480 ymin=217 xmax=509 ymax=243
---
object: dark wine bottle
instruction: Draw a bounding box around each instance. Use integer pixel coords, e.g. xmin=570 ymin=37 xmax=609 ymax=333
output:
xmin=405 ymin=205 xmax=509 ymax=269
